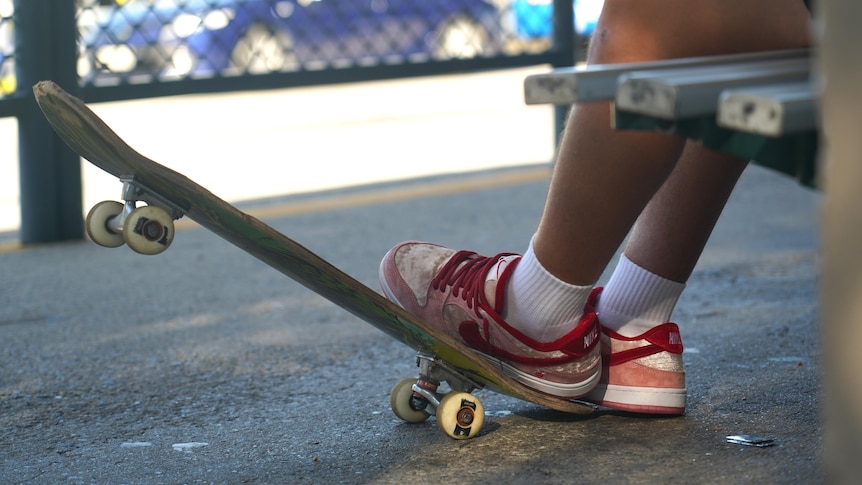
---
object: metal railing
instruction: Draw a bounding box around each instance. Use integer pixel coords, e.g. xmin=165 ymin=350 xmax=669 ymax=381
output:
xmin=1 ymin=0 xmax=584 ymax=243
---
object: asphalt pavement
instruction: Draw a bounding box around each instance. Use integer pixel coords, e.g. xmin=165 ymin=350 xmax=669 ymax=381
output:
xmin=0 ymin=159 xmax=821 ymax=484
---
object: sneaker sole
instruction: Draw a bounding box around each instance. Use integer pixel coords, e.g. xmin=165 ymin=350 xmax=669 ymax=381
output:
xmin=493 ymin=352 xmax=600 ymax=398
xmin=586 ymin=383 xmax=686 ymax=415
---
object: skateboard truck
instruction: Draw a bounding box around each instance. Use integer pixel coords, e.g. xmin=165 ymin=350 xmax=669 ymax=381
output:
xmin=119 ymin=178 xmax=186 ymax=221
xmin=390 ymin=353 xmax=487 ymax=440
xmin=85 ymin=177 xmax=184 ymax=255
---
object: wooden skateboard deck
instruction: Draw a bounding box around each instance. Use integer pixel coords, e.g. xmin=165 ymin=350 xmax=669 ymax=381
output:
xmin=33 ymin=81 xmax=594 ymax=438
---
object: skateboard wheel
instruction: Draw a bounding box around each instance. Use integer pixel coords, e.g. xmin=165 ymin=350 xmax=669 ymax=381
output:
xmin=390 ymin=378 xmax=431 ymax=424
xmin=123 ymin=206 xmax=174 ymax=255
xmin=85 ymin=201 xmax=125 ymax=248
xmin=436 ymin=392 xmax=484 ymax=440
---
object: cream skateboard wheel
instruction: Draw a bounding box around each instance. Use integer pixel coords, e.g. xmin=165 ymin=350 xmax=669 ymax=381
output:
xmin=86 ymin=201 xmax=125 ymax=248
xmin=123 ymin=206 xmax=174 ymax=255
xmin=436 ymin=392 xmax=484 ymax=440
xmin=390 ymin=378 xmax=431 ymax=424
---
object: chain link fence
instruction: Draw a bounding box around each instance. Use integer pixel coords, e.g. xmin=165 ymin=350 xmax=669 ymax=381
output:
xmin=0 ymin=0 xmax=599 ymax=99
xmin=80 ymin=0 xmax=507 ymax=85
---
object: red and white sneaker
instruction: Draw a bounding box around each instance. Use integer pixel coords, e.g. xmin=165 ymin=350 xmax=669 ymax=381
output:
xmin=379 ymin=241 xmax=601 ymax=398
xmin=586 ymin=289 xmax=687 ymax=414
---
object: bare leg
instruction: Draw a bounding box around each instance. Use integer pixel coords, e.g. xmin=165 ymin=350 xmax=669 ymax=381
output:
xmin=534 ymin=103 xmax=683 ymax=285
xmin=624 ymin=144 xmax=748 ymax=283
xmin=532 ymin=0 xmax=812 ymax=286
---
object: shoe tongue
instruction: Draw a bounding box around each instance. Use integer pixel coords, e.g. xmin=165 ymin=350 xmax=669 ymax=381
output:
xmin=484 ymin=255 xmax=520 ymax=310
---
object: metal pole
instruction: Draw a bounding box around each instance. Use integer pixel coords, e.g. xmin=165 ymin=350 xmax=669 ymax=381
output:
xmin=551 ymin=0 xmax=576 ymax=146
xmin=14 ymin=0 xmax=82 ymax=243
xmin=819 ymin=0 xmax=862 ymax=481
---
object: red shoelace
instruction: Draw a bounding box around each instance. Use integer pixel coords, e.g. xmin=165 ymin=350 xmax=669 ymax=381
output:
xmin=429 ymin=250 xmax=600 ymax=363
xmin=430 ymin=250 xmax=516 ymax=316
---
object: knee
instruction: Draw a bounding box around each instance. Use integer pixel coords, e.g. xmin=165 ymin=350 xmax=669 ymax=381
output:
xmin=587 ymin=0 xmax=812 ymax=64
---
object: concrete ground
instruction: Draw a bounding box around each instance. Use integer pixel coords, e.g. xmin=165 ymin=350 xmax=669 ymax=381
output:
xmin=0 ymin=159 xmax=821 ymax=484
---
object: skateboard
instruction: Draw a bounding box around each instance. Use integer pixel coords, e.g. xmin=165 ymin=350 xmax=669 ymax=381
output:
xmin=33 ymin=81 xmax=594 ymax=440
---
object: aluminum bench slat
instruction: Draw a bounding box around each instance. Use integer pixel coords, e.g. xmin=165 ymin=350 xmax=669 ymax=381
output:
xmin=717 ymin=82 xmax=817 ymax=137
xmin=523 ymin=48 xmax=809 ymax=105
xmin=615 ymin=58 xmax=811 ymax=120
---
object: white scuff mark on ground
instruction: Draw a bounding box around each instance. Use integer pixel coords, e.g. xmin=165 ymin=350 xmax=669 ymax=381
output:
xmin=120 ymin=442 xmax=153 ymax=448
xmin=768 ymin=356 xmax=806 ymax=363
xmin=172 ymin=442 xmax=209 ymax=452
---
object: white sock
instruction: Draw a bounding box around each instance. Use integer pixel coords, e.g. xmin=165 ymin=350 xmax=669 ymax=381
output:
xmin=502 ymin=237 xmax=593 ymax=342
xmin=596 ymin=254 xmax=685 ymax=338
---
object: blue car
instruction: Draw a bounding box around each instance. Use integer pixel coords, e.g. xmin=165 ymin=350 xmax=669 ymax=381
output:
xmin=81 ymin=0 xmax=505 ymax=82
xmin=512 ymin=0 xmax=604 ymax=38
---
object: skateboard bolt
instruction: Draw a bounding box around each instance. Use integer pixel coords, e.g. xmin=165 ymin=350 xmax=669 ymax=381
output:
xmin=457 ymin=408 xmax=475 ymax=426
xmin=141 ymin=219 xmax=164 ymax=241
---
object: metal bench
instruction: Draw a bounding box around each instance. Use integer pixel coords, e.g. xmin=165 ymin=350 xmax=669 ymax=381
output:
xmin=523 ymin=49 xmax=809 ymax=105
xmin=522 ymin=48 xmax=818 ymax=187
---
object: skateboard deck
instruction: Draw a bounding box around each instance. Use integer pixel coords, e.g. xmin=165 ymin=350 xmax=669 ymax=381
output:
xmin=33 ymin=81 xmax=594 ymax=438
